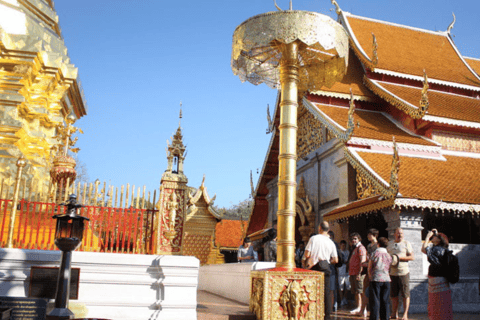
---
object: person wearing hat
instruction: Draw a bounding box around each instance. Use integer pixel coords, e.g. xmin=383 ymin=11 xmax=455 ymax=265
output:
xmin=387 ymin=228 xmax=414 ymax=320
xmin=238 ymin=237 xmax=256 ymax=263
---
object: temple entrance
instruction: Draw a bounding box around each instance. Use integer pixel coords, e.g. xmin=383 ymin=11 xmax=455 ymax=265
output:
xmin=348 ymin=211 xmax=388 ymax=245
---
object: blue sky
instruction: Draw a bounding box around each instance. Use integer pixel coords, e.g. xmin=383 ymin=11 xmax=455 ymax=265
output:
xmin=54 ymin=0 xmax=480 ymax=208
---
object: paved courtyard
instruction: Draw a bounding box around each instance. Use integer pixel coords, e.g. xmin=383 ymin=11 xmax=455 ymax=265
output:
xmin=197 ymin=290 xmax=480 ymax=320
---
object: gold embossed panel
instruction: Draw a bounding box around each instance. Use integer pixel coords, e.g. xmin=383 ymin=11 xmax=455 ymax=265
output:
xmin=250 ymin=269 xmax=324 ymax=320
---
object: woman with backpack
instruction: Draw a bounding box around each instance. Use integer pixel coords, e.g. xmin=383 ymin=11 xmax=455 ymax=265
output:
xmin=421 ymin=229 xmax=453 ymax=320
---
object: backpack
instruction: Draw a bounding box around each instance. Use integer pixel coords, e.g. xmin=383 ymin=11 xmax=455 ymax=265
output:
xmin=444 ymin=249 xmax=460 ymax=284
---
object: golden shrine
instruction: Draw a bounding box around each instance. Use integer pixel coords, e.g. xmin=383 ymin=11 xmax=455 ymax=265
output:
xmin=0 ymin=0 xmax=87 ymax=197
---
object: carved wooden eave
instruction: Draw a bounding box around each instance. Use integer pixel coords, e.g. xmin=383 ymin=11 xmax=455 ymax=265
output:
xmin=393 ymin=198 xmax=480 ymax=216
xmin=186 ymin=176 xmax=223 ymax=220
xmin=364 ymin=76 xmax=429 ymax=120
xmin=344 ymin=143 xmax=400 ymax=201
xmin=302 ymin=94 xmax=355 ymax=143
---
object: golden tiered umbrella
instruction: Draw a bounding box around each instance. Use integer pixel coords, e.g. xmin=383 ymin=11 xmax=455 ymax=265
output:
xmin=231 ymin=2 xmax=349 ymax=319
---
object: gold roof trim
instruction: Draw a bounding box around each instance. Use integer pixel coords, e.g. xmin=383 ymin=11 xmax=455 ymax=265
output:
xmin=344 ymin=144 xmax=400 ymax=200
xmin=364 ymin=76 xmax=428 ymax=119
xmin=302 ymin=92 xmax=355 ymax=143
xmin=323 ymin=197 xmax=395 ymax=222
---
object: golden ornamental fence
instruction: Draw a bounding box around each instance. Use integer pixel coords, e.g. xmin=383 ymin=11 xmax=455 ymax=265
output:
xmin=0 ymin=178 xmax=159 ymax=254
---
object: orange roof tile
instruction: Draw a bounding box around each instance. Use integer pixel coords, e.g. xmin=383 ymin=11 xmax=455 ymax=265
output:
xmin=465 ymin=57 xmax=480 ymax=76
xmin=311 ymin=50 xmax=374 ymax=98
xmin=215 ymin=220 xmax=248 ymax=248
xmin=344 ymin=15 xmax=480 ymax=88
xmin=355 ymin=151 xmax=480 ymax=204
xmin=310 ymin=103 xmax=436 ymax=146
xmin=376 ymin=81 xmax=480 ymax=123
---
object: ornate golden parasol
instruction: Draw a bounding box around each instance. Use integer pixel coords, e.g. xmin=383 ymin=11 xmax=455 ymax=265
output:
xmin=232 ymin=2 xmax=348 ymax=270
xmin=231 ymin=2 xmax=349 ymax=319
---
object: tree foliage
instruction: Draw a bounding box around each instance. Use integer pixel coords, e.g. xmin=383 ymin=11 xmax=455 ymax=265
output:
xmin=214 ymin=198 xmax=253 ymax=220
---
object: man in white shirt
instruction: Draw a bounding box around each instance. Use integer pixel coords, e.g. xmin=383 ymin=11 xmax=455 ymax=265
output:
xmin=304 ymin=221 xmax=338 ymax=319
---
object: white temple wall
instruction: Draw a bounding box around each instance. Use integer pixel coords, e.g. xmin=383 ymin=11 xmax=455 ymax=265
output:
xmin=0 ymin=248 xmax=199 ymax=320
xmin=198 ymin=262 xmax=276 ymax=304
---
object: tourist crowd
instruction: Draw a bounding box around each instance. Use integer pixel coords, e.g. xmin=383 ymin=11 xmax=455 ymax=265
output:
xmin=239 ymin=223 xmax=459 ymax=320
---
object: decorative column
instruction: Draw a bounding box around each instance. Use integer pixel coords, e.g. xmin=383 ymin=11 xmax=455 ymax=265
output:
xmin=156 ymin=110 xmax=188 ymax=255
xmin=277 ymin=41 xmax=299 ymax=268
xmin=231 ymin=4 xmax=349 ymax=319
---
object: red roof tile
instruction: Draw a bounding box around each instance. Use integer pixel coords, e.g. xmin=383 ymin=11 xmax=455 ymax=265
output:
xmin=215 ymin=220 xmax=248 ymax=248
xmin=345 ymin=14 xmax=480 ymax=87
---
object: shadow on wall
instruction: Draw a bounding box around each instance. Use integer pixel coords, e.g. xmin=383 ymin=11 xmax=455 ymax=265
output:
xmin=0 ymin=249 xmax=60 ymax=298
xmin=147 ymin=256 xmax=165 ymax=320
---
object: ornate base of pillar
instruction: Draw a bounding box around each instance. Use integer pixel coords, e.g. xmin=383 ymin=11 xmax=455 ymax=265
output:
xmin=250 ymin=268 xmax=324 ymax=320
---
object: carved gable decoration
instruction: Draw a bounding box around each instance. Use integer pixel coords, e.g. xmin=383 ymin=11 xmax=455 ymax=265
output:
xmin=297 ymin=107 xmax=324 ymax=160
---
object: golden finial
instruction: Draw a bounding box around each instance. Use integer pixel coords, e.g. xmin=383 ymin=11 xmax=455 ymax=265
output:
xmin=179 ymin=101 xmax=183 ymax=127
xmin=53 ymin=114 xmax=83 ymax=156
xmin=274 ymin=0 xmax=292 ymax=11
xmin=447 ymin=12 xmax=456 ymax=34
xmin=372 ymin=33 xmax=378 ymax=66
xmin=274 ymin=0 xmax=282 ymax=11
xmin=331 ymin=0 xmax=342 ymax=15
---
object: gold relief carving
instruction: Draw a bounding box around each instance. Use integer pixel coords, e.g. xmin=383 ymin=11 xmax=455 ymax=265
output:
xmin=279 ymin=280 xmax=309 ymax=319
xmin=251 ymin=278 xmax=264 ymax=319
xmin=297 ymin=109 xmax=324 ymax=159
xmin=297 ymin=177 xmax=315 ymax=244
xmin=356 ymin=172 xmax=380 ymax=199
xmin=432 ymin=130 xmax=480 ymax=153
xmin=251 ymin=270 xmax=324 ymax=320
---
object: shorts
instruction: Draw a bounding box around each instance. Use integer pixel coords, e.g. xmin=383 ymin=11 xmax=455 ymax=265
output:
xmin=350 ymin=274 xmax=365 ymax=295
xmin=390 ymin=274 xmax=410 ymax=298
xmin=338 ymin=275 xmax=351 ymax=291
xmin=330 ymin=274 xmax=336 ymax=291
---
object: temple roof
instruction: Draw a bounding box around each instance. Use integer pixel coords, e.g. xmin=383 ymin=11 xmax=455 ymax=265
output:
xmin=310 ymin=50 xmax=374 ymax=100
xmin=366 ymin=79 xmax=480 ymax=125
xmin=215 ymin=220 xmax=248 ymax=248
xmin=342 ymin=13 xmax=480 ymax=89
xmin=465 ymin=57 xmax=480 ymax=76
xmin=349 ymin=148 xmax=480 ymax=204
xmin=305 ymin=102 xmax=438 ymax=147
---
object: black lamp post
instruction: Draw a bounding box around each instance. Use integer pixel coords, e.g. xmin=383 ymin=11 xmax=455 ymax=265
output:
xmin=47 ymin=194 xmax=89 ymax=320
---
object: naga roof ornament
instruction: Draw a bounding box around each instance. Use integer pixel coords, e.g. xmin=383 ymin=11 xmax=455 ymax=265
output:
xmin=363 ymin=75 xmax=429 ymax=119
xmin=447 ymin=12 xmax=456 ymax=35
xmin=331 ymin=0 xmax=342 ymax=15
xmin=372 ymin=33 xmax=378 ymax=66
xmin=419 ymin=70 xmax=430 ymax=116
xmin=386 ymin=137 xmax=400 ymax=199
